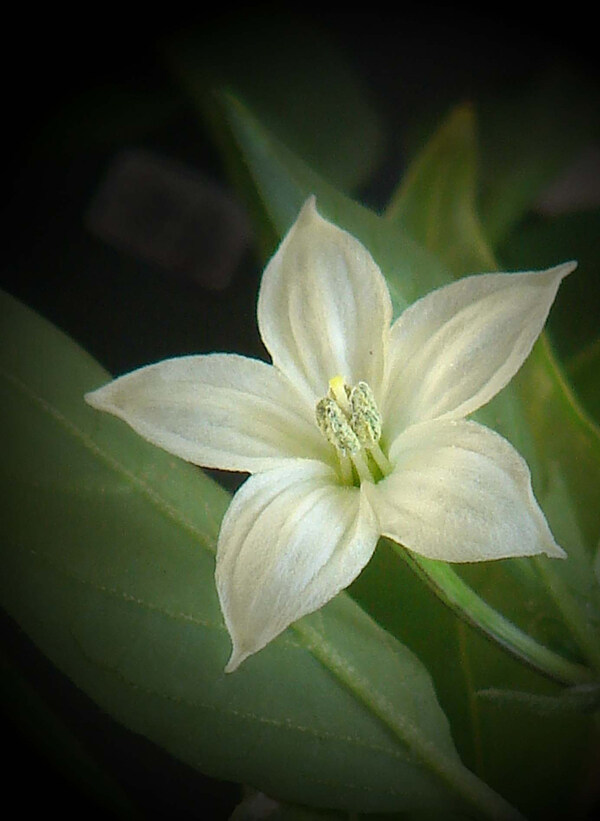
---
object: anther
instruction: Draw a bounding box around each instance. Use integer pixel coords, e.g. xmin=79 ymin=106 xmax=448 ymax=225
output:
xmin=349 ymin=382 xmax=382 ymax=447
xmin=315 ymin=396 xmax=360 ymax=456
xmin=316 ymin=377 xmax=390 ymax=483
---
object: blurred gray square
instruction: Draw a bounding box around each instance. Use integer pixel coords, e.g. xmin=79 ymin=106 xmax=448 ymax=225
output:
xmin=87 ymin=149 xmax=251 ymax=289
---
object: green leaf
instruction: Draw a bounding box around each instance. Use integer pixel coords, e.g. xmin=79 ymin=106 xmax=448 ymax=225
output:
xmin=515 ymin=336 xmax=600 ymax=553
xmin=385 ymin=104 xmax=497 ymax=275
xmin=165 ymin=16 xmax=385 ymax=194
xmin=0 ymin=289 xmax=519 ymax=818
xmin=535 ymin=468 xmax=600 ymax=675
xmin=569 ymin=338 xmax=600 ymax=425
xmin=218 ymin=92 xmax=451 ymax=313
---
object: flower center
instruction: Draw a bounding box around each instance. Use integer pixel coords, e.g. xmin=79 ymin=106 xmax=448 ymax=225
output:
xmin=315 ymin=376 xmax=391 ymax=485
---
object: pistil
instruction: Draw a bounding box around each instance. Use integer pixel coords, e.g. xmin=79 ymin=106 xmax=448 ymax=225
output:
xmin=328 ymin=375 xmax=351 ymax=415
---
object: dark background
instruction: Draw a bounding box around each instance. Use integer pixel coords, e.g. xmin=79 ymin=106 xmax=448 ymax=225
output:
xmin=2 ymin=8 xmax=598 ymax=819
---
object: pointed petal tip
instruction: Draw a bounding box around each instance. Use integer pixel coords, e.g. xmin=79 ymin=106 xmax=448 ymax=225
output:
xmin=85 ymin=381 xmax=119 ymax=412
xmin=224 ymin=646 xmax=251 ymax=674
xmin=543 ymin=541 xmax=568 ymax=560
xmin=554 ymin=259 xmax=578 ymax=279
xmin=296 ymin=194 xmax=319 ymax=226
xmin=84 ymin=385 xmax=108 ymax=409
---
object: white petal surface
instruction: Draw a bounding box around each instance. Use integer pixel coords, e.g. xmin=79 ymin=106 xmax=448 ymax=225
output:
xmin=383 ymin=264 xmax=575 ymax=440
xmin=85 ymin=353 xmax=330 ymax=472
xmin=365 ymin=419 xmax=564 ymax=562
xmin=258 ymin=197 xmax=392 ymax=405
xmin=216 ymin=462 xmax=379 ymax=671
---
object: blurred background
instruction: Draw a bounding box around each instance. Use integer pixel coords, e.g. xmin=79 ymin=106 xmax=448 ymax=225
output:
xmin=2 ymin=8 xmax=598 ymax=819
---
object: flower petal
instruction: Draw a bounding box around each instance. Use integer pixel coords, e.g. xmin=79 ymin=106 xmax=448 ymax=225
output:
xmin=365 ymin=419 xmax=564 ymax=562
xmin=85 ymin=353 xmax=330 ymax=472
xmin=383 ymin=263 xmax=575 ymax=439
xmin=258 ymin=197 xmax=392 ymax=404
xmin=216 ymin=461 xmax=379 ymax=671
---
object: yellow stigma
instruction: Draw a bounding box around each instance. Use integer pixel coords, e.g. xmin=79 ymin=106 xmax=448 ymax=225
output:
xmin=329 ymin=374 xmax=345 ymax=394
xmin=328 ymin=374 xmax=350 ymax=414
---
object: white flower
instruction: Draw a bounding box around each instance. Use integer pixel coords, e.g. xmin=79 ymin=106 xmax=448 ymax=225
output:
xmin=86 ymin=197 xmax=574 ymax=672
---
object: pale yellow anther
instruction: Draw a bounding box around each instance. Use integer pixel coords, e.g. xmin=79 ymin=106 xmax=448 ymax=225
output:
xmin=315 ymin=397 xmax=360 ymax=456
xmin=350 ymin=382 xmax=382 ymax=447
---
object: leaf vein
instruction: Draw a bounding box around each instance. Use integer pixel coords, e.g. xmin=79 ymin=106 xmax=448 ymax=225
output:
xmin=106 ymin=664 xmax=408 ymax=765
xmin=1 ymin=365 xmax=222 ymax=551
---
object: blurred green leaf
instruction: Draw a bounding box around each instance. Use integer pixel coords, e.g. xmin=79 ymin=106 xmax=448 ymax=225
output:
xmin=386 ymin=104 xmax=496 ymax=275
xmin=1 ymin=289 xmax=516 ymax=817
xmin=569 ymin=339 xmax=600 ymax=425
xmin=165 ymin=15 xmax=385 ymax=194
xmin=515 ymin=336 xmax=600 ymax=553
xmin=533 ymin=477 xmax=600 ymax=683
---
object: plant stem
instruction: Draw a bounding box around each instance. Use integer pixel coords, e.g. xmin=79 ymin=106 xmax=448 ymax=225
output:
xmin=395 ymin=545 xmax=594 ymax=686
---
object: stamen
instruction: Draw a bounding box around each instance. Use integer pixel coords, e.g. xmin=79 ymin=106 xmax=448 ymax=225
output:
xmin=369 ymin=441 xmax=392 ymax=476
xmin=316 ymin=377 xmax=389 ymax=486
xmin=338 ymin=454 xmax=354 ymax=485
xmin=350 ymin=382 xmax=382 ymax=447
xmin=352 ymin=451 xmax=373 ymax=484
xmin=315 ymin=396 xmax=360 ymax=456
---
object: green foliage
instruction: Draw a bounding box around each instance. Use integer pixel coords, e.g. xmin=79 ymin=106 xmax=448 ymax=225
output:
xmin=2 ymin=38 xmax=599 ymax=821
xmin=569 ymin=339 xmax=600 ymax=424
xmin=165 ymin=16 xmax=385 ymax=194
xmin=211 ymin=91 xmax=600 ymax=818
xmin=1 ymin=291 xmax=496 ymax=815
xmin=386 ymin=103 xmax=497 ymax=276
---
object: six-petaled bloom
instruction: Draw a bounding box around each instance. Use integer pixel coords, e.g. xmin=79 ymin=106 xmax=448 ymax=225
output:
xmin=86 ymin=197 xmax=574 ymax=671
